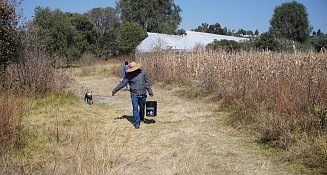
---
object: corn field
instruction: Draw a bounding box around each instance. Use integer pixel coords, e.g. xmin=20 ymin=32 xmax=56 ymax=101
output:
xmin=136 ymin=51 xmax=327 ymax=173
xmin=138 ymin=50 xmax=327 ymax=172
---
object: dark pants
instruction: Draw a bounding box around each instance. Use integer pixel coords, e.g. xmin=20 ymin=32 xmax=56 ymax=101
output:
xmin=131 ymin=95 xmax=147 ymax=127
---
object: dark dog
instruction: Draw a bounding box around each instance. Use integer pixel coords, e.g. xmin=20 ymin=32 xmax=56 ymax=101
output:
xmin=84 ymin=91 xmax=93 ymax=105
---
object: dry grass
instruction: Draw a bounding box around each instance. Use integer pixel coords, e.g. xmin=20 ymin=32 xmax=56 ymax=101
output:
xmin=70 ymin=63 xmax=293 ymax=175
xmin=138 ymin=50 xmax=327 ymax=174
xmin=0 ymin=25 xmax=74 ymax=174
xmin=1 ymin=92 xmax=134 ymax=175
xmin=0 ymin=62 xmax=294 ymax=174
xmin=79 ymin=53 xmax=97 ymax=66
xmin=0 ymin=89 xmax=26 ymax=151
xmin=77 ymin=59 xmax=120 ymax=78
xmin=79 ymin=66 xmax=97 ymax=77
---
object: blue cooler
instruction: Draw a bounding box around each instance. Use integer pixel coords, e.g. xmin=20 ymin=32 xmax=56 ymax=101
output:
xmin=146 ymin=101 xmax=157 ymax=117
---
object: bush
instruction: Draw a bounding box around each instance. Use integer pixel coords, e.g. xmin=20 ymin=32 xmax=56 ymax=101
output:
xmin=175 ymin=28 xmax=187 ymax=36
xmin=310 ymin=34 xmax=327 ymax=52
xmin=10 ymin=24 xmax=71 ymax=94
xmin=253 ymin=32 xmax=314 ymax=52
xmin=206 ymin=39 xmax=242 ymax=52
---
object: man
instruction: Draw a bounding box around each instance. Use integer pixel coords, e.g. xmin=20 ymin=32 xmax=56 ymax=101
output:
xmin=112 ymin=62 xmax=154 ymax=129
xmin=120 ymin=61 xmax=129 ymax=90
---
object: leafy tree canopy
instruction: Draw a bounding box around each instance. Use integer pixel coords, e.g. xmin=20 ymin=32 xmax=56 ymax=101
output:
xmin=33 ymin=7 xmax=99 ymax=64
xmin=87 ymin=7 xmax=118 ymax=37
xmin=193 ymin=22 xmax=226 ymax=35
xmin=310 ymin=34 xmax=327 ymax=52
xmin=86 ymin=7 xmax=119 ymax=56
xmin=0 ymin=0 xmax=21 ymax=72
xmin=116 ymin=0 xmax=182 ymax=34
xmin=116 ymin=22 xmax=147 ymax=55
xmin=206 ymin=39 xmax=242 ymax=52
xmin=269 ymin=1 xmax=310 ymax=43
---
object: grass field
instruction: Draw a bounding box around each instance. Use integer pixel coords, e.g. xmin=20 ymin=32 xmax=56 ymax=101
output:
xmin=1 ymin=62 xmax=296 ymax=175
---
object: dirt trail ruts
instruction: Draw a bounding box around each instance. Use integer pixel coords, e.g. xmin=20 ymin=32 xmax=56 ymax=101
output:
xmin=71 ymin=63 xmax=293 ymax=175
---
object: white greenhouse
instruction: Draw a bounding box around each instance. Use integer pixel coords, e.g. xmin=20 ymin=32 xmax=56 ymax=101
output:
xmin=136 ymin=30 xmax=248 ymax=53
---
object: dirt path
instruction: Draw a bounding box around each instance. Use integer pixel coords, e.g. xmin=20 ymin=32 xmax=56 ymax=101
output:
xmin=70 ymin=63 xmax=293 ymax=175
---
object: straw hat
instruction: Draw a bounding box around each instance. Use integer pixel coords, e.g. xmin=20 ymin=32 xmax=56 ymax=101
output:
xmin=126 ymin=62 xmax=142 ymax=72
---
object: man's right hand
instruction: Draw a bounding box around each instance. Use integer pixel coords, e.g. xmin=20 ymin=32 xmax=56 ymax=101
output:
xmin=112 ymin=92 xmax=115 ymax=96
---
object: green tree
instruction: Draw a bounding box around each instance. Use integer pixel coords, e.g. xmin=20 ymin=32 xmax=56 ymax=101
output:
xmin=175 ymin=28 xmax=186 ymax=36
xmin=194 ymin=22 xmax=227 ymax=35
xmin=235 ymin=28 xmax=246 ymax=36
xmin=254 ymin=32 xmax=313 ymax=52
xmin=206 ymin=39 xmax=242 ymax=52
xmin=116 ymin=22 xmax=147 ymax=55
xmin=68 ymin=13 xmax=99 ymax=59
xmin=116 ymin=0 xmax=182 ymax=34
xmin=34 ymin=7 xmax=99 ymax=64
xmin=87 ymin=7 xmax=119 ymax=56
xmin=255 ymin=29 xmax=259 ymax=35
xmin=246 ymin=30 xmax=253 ymax=35
xmin=312 ymin=31 xmax=317 ymax=36
xmin=208 ymin=23 xmax=225 ymax=34
xmin=223 ymin=27 xmax=228 ymax=35
xmin=310 ymin=34 xmax=327 ymax=52
xmin=254 ymin=32 xmax=279 ymax=51
xmin=34 ymin=7 xmax=73 ymax=58
xmin=269 ymin=1 xmax=310 ymax=43
xmin=227 ymin=29 xmax=232 ymax=36
xmin=193 ymin=22 xmax=209 ymax=32
xmin=316 ymin=29 xmax=323 ymax=36
xmin=0 ymin=0 xmax=21 ymax=73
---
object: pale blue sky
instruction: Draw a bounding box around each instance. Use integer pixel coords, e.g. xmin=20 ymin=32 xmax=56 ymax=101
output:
xmin=21 ymin=0 xmax=327 ymax=34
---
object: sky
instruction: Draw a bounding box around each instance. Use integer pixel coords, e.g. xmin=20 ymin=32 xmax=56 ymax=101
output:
xmin=21 ymin=0 xmax=327 ymax=34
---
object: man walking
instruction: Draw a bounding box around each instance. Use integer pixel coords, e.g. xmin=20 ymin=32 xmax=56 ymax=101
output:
xmin=112 ymin=62 xmax=154 ymax=129
xmin=120 ymin=61 xmax=129 ymax=90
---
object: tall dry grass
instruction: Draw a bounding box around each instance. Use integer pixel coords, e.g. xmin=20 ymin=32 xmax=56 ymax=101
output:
xmin=138 ymin=50 xmax=327 ymax=173
xmin=0 ymin=89 xmax=25 ymax=149
xmin=0 ymin=92 xmax=132 ymax=175
xmin=0 ymin=25 xmax=71 ymax=173
xmin=0 ymin=87 xmax=26 ymax=174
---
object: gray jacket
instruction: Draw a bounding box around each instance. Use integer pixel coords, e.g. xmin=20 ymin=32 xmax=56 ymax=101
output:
xmin=112 ymin=69 xmax=153 ymax=96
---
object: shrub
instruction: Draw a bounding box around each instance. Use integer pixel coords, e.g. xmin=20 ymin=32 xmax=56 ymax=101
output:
xmin=206 ymin=39 xmax=242 ymax=53
xmin=253 ymin=32 xmax=314 ymax=52
xmin=175 ymin=28 xmax=187 ymax=36
xmin=11 ymin=24 xmax=71 ymax=94
xmin=310 ymin=34 xmax=327 ymax=52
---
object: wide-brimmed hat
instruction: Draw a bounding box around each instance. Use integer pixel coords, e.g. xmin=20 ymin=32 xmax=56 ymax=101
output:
xmin=126 ymin=62 xmax=142 ymax=72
